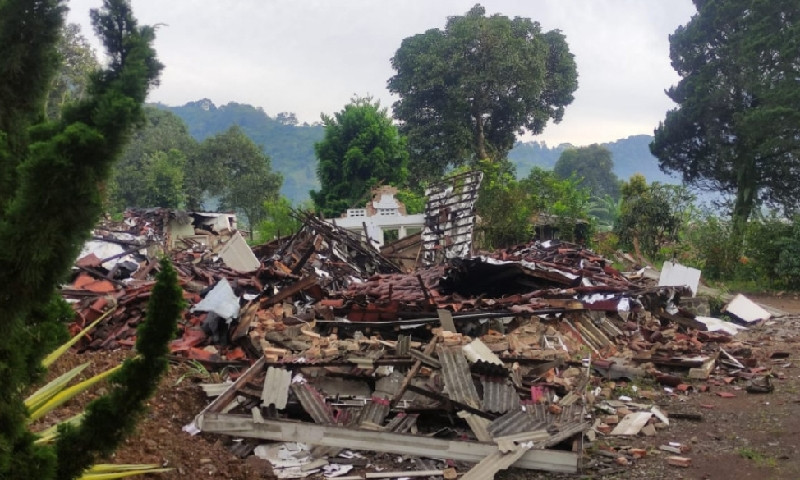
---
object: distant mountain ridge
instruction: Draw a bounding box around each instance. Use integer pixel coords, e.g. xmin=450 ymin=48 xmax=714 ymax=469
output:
xmin=159 ymin=100 xmax=679 ymax=203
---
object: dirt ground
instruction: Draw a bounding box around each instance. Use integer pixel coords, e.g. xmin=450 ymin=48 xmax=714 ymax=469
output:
xmin=39 ymin=293 xmax=800 ymax=480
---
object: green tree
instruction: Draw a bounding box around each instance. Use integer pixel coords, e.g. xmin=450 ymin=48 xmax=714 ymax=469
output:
xmin=46 ymin=22 xmax=99 ymax=119
xmin=0 ymin=0 xmax=172 ymax=477
xmin=141 ymin=149 xmax=186 ymax=208
xmin=523 ymin=166 xmax=592 ymax=243
xmin=190 ymin=125 xmax=282 ymax=227
xmin=588 ymin=194 xmax=622 ymax=231
xmin=311 ymin=97 xmax=409 ymax=217
xmin=476 ymin=160 xmax=533 ymax=248
xmin=388 ymin=4 xmax=578 ymax=183
xmin=110 ymin=106 xmax=197 ymax=211
xmin=651 ymin=0 xmax=800 ymax=242
xmin=56 ymin=258 xmax=181 ymax=479
xmin=553 ymin=144 xmax=620 ymax=200
xmin=615 ymin=174 xmax=694 ymax=259
xmin=257 ymin=196 xmax=301 ymax=241
xmin=476 ymin=162 xmax=591 ymax=249
xmin=164 ymin=100 xmax=324 ymax=204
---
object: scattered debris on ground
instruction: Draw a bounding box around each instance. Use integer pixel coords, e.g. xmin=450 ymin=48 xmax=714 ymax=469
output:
xmin=58 ymin=201 xmax=800 ymax=479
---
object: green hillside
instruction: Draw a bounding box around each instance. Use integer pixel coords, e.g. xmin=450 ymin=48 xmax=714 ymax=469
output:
xmin=157 ymin=100 xmax=323 ymax=203
xmin=159 ymin=99 xmax=679 ymax=203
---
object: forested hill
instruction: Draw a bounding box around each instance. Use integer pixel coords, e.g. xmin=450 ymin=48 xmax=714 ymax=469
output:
xmin=509 ymin=134 xmax=680 ymax=184
xmin=156 ymin=99 xmax=323 ymax=203
xmin=159 ymin=99 xmax=677 ymax=203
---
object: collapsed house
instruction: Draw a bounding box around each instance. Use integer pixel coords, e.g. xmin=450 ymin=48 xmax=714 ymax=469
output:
xmin=62 ymin=183 xmax=776 ymax=478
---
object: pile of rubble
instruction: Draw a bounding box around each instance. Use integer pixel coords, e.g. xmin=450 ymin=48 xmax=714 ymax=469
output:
xmin=63 ymin=203 xmax=778 ymax=478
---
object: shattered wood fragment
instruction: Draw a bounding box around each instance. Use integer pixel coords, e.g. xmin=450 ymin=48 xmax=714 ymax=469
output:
xmin=390 ymin=336 xmax=438 ymax=408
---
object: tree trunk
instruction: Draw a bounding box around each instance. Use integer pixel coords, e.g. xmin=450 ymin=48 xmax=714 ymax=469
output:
xmin=474 ymin=115 xmax=488 ymax=161
xmin=731 ymin=156 xmax=757 ymax=253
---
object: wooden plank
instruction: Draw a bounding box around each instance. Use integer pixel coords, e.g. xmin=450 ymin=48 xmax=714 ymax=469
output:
xmin=437 ymin=309 xmax=456 ymax=332
xmin=197 ymin=414 xmax=579 ymax=473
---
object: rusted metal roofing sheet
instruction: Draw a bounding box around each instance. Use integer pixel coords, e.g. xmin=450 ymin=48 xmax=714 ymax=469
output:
xmin=356 ymin=398 xmax=391 ymax=428
xmin=480 ymin=378 xmax=520 ymax=414
xmin=438 ymin=346 xmax=481 ymax=408
xmin=384 ymin=413 xmax=418 ymax=433
xmin=291 ymin=383 xmax=335 ymax=424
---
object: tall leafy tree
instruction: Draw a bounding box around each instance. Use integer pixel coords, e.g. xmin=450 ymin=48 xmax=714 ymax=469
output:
xmin=190 ymin=125 xmax=282 ymax=227
xmin=388 ymin=4 xmax=578 ymax=183
xmin=140 ymin=149 xmax=187 ymax=208
xmin=553 ymin=144 xmax=621 ymax=200
xmin=651 ymin=0 xmax=800 ymax=239
xmin=311 ymin=97 xmax=409 ymax=217
xmin=110 ymin=106 xmax=197 ymax=210
xmin=0 ymin=0 xmax=172 ymax=478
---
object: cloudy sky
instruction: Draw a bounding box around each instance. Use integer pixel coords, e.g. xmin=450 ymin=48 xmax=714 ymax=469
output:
xmin=66 ymin=0 xmax=697 ymax=147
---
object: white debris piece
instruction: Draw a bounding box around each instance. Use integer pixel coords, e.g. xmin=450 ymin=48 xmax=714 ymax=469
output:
xmin=723 ymin=294 xmax=771 ymax=324
xmin=659 ymin=261 xmax=701 ymax=296
xmin=695 ymin=316 xmax=748 ymax=336
xmin=192 ymin=280 xmax=240 ymax=319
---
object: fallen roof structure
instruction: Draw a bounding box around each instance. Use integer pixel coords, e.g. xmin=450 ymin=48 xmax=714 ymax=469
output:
xmin=62 ymin=198 xmax=780 ymax=478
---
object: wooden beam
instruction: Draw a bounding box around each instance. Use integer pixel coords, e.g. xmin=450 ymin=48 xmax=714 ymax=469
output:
xmin=260 ymin=275 xmax=318 ymax=307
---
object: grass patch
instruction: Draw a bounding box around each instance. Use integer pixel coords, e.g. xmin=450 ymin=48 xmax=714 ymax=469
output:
xmin=738 ymin=447 xmax=777 ymax=468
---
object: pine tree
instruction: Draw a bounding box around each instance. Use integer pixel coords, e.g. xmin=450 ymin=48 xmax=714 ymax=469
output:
xmin=0 ymin=1 xmax=174 ymax=478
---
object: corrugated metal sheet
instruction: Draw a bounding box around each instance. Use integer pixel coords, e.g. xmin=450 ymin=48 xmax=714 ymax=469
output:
xmin=487 ymin=408 xmax=546 ymax=437
xmin=462 ymin=339 xmax=503 ymax=365
xmin=438 ymin=346 xmax=480 ymax=408
xmin=480 ymin=378 xmax=520 ymax=414
xmin=291 ymin=383 xmax=335 ymax=424
xmin=261 ymin=367 xmax=291 ymax=409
